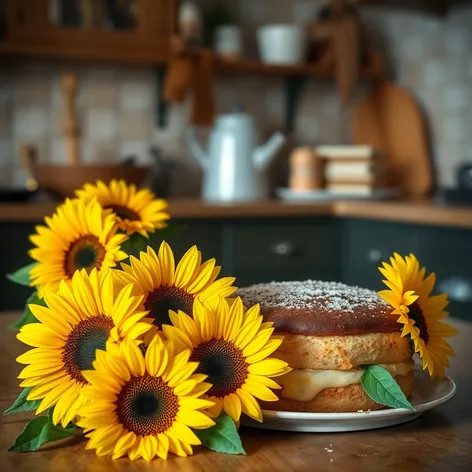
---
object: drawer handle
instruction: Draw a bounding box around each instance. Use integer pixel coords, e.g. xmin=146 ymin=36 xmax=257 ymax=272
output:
xmin=272 ymin=241 xmax=296 ymax=257
xmin=438 ymin=278 xmax=472 ymax=303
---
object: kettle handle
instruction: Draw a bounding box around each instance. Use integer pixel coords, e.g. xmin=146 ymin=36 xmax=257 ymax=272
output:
xmin=187 ymin=127 xmax=208 ymax=170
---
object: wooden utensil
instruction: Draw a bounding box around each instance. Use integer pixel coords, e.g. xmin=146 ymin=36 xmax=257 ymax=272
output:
xmin=19 ymin=145 xmax=38 ymax=191
xmin=190 ymin=48 xmax=215 ymax=127
xmin=351 ymin=81 xmax=433 ymax=197
xmin=60 ymin=72 xmax=81 ymax=165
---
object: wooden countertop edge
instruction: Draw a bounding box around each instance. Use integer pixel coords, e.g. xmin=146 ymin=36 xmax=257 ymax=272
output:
xmin=0 ymin=200 xmax=471 ymax=229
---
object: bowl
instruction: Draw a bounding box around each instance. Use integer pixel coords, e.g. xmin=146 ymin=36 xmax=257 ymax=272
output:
xmin=31 ymin=163 xmax=151 ymax=198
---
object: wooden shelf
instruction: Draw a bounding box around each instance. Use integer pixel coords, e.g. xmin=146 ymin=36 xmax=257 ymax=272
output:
xmin=215 ymin=56 xmax=382 ymax=79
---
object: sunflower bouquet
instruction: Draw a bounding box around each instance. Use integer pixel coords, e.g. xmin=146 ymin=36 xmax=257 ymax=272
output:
xmin=4 ymin=179 xmax=458 ymax=460
xmin=4 ymin=179 xmax=290 ymax=460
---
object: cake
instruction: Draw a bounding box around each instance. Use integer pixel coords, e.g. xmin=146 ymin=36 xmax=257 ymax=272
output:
xmin=238 ymin=280 xmax=414 ymax=413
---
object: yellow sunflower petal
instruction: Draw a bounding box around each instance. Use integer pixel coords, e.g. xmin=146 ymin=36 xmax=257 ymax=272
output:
xmin=236 ymin=388 xmax=263 ymax=422
xmin=223 ymin=393 xmax=242 ymax=423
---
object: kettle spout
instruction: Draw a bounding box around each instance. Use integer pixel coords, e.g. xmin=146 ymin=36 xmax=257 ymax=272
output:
xmin=187 ymin=127 xmax=208 ymax=170
xmin=253 ymin=132 xmax=286 ymax=170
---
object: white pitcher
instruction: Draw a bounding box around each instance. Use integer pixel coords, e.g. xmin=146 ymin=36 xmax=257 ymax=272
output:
xmin=187 ymin=111 xmax=286 ymax=202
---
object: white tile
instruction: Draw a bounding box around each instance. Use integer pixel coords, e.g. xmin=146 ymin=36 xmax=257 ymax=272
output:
xmin=82 ymin=75 xmax=118 ymax=108
xmin=400 ymin=37 xmax=424 ymax=62
xmin=423 ymin=59 xmax=446 ymax=87
xmin=444 ymin=30 xmax=470 ymax=55
xmin=85 ymin=108 xmax=118 ymax=140
xmin=119 ymin=70 xmax=154 ymax=110
xmin=49 ymin=138 xmax=68 ymax=164
xmin=13 ymin=107 xmax=49 ymax=138
xmin=443 ymin=86 xmax=470 ymax=111
xmin=444 ymin=117 xmax=468 ymax=141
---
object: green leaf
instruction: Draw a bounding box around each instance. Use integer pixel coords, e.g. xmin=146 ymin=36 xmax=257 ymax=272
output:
xmin=194 ymin=413 xmax=246 ymax=455
xmin=9 ymin=291 xmax=47 ymax=331
xmin=6 ymin=263 xmax=37 ymax=286
xmin=3 ymin=388 xmax=41 ymax=416
xmin=361 ymin=365 xmax=415 ymax=411
xmin=8 ymin=416 xmax=76 ymax=453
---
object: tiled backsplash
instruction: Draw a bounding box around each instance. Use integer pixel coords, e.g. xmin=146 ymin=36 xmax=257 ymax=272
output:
xmin=1 ymin=2 xmax=472 ymax=193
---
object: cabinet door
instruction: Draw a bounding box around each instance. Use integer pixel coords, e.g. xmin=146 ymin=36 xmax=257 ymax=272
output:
xmin=340 ymin=218 xmax=421 ymax=290
xmin=228 ymin=218 xmax=339 ymax=287
xmin=145 ymin=220 xmax=224 ymax=271
xmin=416 ymin=226 xmax=472 ymax=321
xmin=5 ymin=0 xmax=175 ymax=62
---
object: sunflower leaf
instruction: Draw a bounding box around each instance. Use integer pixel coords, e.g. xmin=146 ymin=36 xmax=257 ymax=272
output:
xmin=8 ymin=416 xmax=76 ymax=453
xmin=6 ymin=262 xmax=37 ymax=286
xmin=9 ymin=291 xmax=46 ymax=331
xmin=194 ymin=413 xmax=246 ymax=455
xmin=361 ymin=365 xmax=415 ymax=411
xmin=3 ymin=388 xmax=41 ymax=415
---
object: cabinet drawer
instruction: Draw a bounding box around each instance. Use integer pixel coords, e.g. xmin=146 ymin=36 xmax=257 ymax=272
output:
xmin=229 ymin=218 xmax=338 ymax=286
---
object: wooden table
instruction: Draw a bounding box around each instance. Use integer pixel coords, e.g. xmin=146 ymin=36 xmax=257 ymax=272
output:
xmin=1 ymin=313 xmax=471 ymax=471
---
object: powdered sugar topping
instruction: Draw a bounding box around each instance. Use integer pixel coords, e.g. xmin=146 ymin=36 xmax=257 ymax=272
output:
xmin=237 ymin=280 xmax=387 ymax=313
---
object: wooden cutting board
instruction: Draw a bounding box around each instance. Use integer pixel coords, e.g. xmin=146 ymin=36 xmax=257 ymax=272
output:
xmin=351 ymin=81 xmax=433 ymax=197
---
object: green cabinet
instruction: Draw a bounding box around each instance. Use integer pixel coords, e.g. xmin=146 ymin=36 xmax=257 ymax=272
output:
xmin=340 ymin=219 xmax=472 ymax=320
xmin=339 ymin=218 xmax=422 ymax=290
xmin=226 ymin=218 xmax=339 ymax=287
xmin=1 ymin=215 xmax=471 ymax=321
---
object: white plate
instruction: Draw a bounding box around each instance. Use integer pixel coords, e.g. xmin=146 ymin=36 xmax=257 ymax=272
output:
xmin=241 ymin=367 xmax=456 ymax=433
xmin=276 ymin=188 xmax=401 ymax=202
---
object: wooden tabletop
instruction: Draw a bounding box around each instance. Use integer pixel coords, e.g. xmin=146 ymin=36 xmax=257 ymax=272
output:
xmin=1 ymin=199 xmax=472 ymax=229
xmin=1 ymin=313 xmax=471 ymax=471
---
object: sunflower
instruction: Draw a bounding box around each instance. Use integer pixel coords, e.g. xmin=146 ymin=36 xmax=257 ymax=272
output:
xmin=77 ymin=335 xmax=215 ymax=461
xmin=29 ymin=198 xmax=128 ymax=298
xmin=76 ymin=179 xmax=169 ymax=237
xmin=16 ymin=268 xmax=150 ymax=427
xmin=378 ymin=253 xmax=457 ymax=379
xmin=115 ymin=242 xmax=237 ymax=338
xmin=162 ymin=297 xmax=291 ymax=423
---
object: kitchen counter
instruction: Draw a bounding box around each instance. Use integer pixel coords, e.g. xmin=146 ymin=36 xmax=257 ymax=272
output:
xmin=0 ymin=199 xmax=471 ymax=229
xmin=1 ymin=312 xmax=471 ymax=471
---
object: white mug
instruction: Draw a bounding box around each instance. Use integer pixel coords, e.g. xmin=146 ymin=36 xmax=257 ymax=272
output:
xmin=257 ymin=24 xmax=305 ymax=65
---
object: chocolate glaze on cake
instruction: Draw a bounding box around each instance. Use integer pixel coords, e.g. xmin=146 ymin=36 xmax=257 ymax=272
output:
xmin=237 ymin=280 xmax=399 ymax=336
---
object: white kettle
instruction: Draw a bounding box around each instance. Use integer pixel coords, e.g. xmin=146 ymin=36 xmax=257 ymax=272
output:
xmin=187 ymin=111 xmax=286 ymax=202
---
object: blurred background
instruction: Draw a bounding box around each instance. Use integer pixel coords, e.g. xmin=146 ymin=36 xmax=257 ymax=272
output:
xmin=0 ymin=0 xmax=471 ymax=318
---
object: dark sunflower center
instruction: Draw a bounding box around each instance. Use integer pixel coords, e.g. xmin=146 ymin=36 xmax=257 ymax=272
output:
xmin=116 ymin=375 xmax=179 ymax=436
xmin=62 ymin=315 xmax=114 ymax=384
xmin=144 ymin=286 xmax=194 ymax=329
xmin=409 ymin=301 xmax=429 ymax=344
xmin=190 ymin=339 xmax=248 ymax=398
xmin=64 ymin=235 xmax=106 ymax=277
xmin=106 ymin=204 xmax=140 ymax=221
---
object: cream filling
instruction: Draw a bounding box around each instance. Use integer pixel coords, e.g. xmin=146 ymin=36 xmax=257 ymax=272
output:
xmin=278 ymin=361 xmax=414 ymax=402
